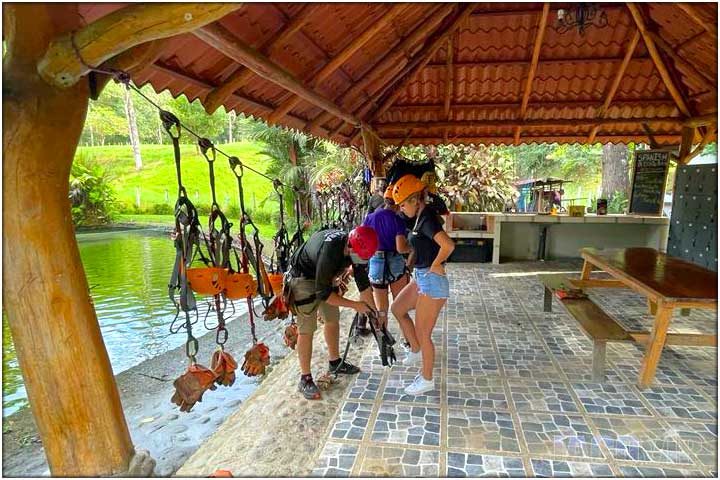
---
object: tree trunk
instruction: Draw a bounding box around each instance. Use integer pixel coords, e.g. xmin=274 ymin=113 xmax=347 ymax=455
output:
xmin=228 ymin=110 xmax=236 ymax=144
xmin=123 ymin=87 xmax=142 ymax=170
xmin=90 ymin=125 xmax=95 ymax=147
xmin=156 ymin=113 xmax=163 ymax=145
xmin=2 ymin=4 xmax=134 ymax=476
xmin=601 ymin=143 xmax=630 ymax=199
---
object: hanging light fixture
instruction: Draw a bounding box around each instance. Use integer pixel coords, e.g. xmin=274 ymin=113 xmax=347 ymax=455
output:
xmin=556 ymin=3 xmax=609 ymax=35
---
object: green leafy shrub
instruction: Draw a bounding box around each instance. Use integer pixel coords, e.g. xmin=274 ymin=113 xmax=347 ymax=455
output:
xmin=69 ymin=153 xmax=118 ymax=226
xmin=608 ymin=191 xmax=629 ymax=214
xmin=150 ymin=203 xmax=174 ymax=215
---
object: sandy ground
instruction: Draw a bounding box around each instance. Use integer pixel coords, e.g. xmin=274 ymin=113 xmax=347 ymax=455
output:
xmin=2 ymin=301 xmax=289 ymax=477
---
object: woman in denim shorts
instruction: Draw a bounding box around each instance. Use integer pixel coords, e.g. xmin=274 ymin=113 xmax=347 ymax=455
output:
xmin=390 ymin=175 xmax=455 ymax=396
xmin=363 ymin=187 xmax=411 ymax=330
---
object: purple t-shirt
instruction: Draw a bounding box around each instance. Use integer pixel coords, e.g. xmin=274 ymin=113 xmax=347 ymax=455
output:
xmin=363 ymin=208 xmax=407 ymax=252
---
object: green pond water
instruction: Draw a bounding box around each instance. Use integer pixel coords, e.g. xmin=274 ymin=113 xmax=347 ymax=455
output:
xmin=2 ymin=229 xmax=212 ymax=417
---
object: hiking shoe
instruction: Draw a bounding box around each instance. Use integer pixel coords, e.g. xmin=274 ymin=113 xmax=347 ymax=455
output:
xmin=404 ymin=374 xmax=435 ymax=396
xmin=298 ymin=376 xmax=322 ymax=400
xmin=403 ymin=349 xmax=422 ymax=367
xmin=329 ymin=360 xmax=361 ymax=375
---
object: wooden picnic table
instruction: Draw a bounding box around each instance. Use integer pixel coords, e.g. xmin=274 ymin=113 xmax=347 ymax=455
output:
xmin=572 ymin=247 xmax=717 ymax=387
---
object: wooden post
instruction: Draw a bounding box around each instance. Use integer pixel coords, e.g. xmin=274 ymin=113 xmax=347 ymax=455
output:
xmin=639 ymin=302 xmax=674 ymax=387
xmin=3 ymin=4 xmax=136 ymax=476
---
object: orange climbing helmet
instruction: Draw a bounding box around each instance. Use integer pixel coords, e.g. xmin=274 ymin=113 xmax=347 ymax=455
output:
xmin=392 ymin=174 xmax=427 ymax=205
xmin=187 ymin=267 xmax=227 ymax=295
xmin=348 ymin=225 xmax=379 ymax=261
xmin=384 ymin=185 xmax=394 ymax=200
xmin=224 ymin=272 xmax=258 ymax=300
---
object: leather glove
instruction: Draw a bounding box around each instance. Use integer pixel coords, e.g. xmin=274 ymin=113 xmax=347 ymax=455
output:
xmin=263 ymin=295 xmax=289 ymax=321
xmin=241 ymin=343 xmax=270 ymax=377
xmin=283 ymin=323 xmax=299 ymax=350
xmin=210 ymin=349 xmax=238 ymax=387
xmin=171 ymin=363 xmax=218 ymax=412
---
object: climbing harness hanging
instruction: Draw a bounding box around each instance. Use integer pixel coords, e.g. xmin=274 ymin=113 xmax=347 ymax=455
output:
xmin=198 ymin=137 xmax=239 ymax=387
xmin=228 ymin=156 xmax=271 ymax=377
xmin=160 ymin=109 xmax=219 ymax=412
xmin=288 ymin=186 xmax=305 ymax=254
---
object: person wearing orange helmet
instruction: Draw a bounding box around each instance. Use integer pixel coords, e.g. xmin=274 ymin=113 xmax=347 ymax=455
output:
xmin=286 ymin=226 xmax=379 ymax=399
xmin=361 ymin=184 xmax=411 ymax=334
xmin=390 ymin=174 xmax=455 ymax=396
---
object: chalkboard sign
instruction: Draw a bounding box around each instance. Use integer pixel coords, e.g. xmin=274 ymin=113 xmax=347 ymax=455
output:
xmin=629 ymin=149 xmax=671 ymax=215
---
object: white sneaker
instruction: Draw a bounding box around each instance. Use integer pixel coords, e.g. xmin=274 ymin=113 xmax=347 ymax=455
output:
xmin=404 ymin=374 xmax=435 ymax=396
xmin=403 ymin=349 xmax=422 ymax=366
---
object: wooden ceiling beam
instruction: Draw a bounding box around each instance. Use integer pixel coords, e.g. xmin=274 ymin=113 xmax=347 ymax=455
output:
xmin=389 ymin=99 xmax=677 ymax=112
xmin=470 ymin=5 xmax=626 ymax=18
xmin=194 ymin=23 xmax=362 ymax=127
xmin=382 ymin=134 xmax=683 ymax=145
xmin=646 ymin=30 xmax=717 ymax=89
xmin=683 ymin=113 xmax=718 ymax=128
xmin=267 ymin=3 xmax=408 ymax=124
xmin=587 ymin=29 xmax=641 ymax=143
xmin=676 ymin=3 xmax=718 ymax=40
xmin=424 ymin=56 xmax=652 ymax=68
xmin=627 ymin=3 xmax=692 ymax=117
xmin=515 ymin=2 xmax=550 ymax=145
xmin=305 ymin=4 xmax=455 ymax=136
xmin=147 ymin=62 xmax=351 ymax=138
xmin=37 ymin=3 xmax=241 ymax=87
xmin=365 ymin=3 xmax=477 ymax=126
xmin=681 ymin=125 xmax=715 ymax=165
xmin=204 ymin=4 xmax=319 ymax=114
xmin=374 ymin=117 xmax=685 ymax=130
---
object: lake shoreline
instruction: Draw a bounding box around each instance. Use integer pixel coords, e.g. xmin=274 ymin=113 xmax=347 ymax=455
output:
xmin=2 ymin=304 xmax=290 ymax=477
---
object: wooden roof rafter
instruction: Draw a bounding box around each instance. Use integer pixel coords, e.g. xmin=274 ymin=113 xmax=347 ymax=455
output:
xmin=363 ymin=3 xmax=477 ymax=127
xmin=627 ymin=2 xmax=692 ymax=118
xmin=587 ymin=29 xmax=641 ymax=143
xmin=676 ymin=2 xmax=718 ymax=40
xmin=514 ymin=2 xmax=550 ymax=145
xmin=304 ymin=3 xmax=455 ymax=136
xmin=267 ymin=2 xmax=409 ymax=125
xmin=203 ymin=4 xmax=320 ymax=114
xmin=193 ymin=23 xmax=365 ymax=128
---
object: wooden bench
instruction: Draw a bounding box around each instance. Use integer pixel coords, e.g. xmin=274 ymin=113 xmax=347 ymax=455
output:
xmin=539 ymin=274 xmax=633 ymax=382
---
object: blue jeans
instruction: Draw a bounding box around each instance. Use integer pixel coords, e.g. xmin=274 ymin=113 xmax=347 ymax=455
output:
xmin=415 ymin=267 xmax=450 ymax=299
xmin=368 ymin=251 xmax=406 ymax=287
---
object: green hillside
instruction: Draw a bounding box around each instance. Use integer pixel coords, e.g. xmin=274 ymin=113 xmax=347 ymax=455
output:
xmin=77 ymin=141 xmax=282 ymax=224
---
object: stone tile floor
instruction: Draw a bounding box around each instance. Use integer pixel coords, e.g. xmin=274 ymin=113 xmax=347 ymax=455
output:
xmin=310 ymin=260 xmax=718 ymax=477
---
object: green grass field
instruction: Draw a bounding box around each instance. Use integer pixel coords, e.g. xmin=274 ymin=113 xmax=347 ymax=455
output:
xmin=77 ymin=141 xmax=279 ymax=215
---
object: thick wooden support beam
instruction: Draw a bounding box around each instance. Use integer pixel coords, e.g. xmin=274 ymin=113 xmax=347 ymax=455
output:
xmin=369 ymin=3 xmax=477 ymax=124
xmin=194 ymin=23 xmax=362 ymax=127
xmin=92 ymin=39 xmax=168 ymax=99
xmin=4 ymin=4 xmax=136 ymax=476
xmin=683 ymin=113 xmax=718 ymax=128
xmin=679 ymin=126 xmax=715 ymax=165
xmin=676 ymin=3 xmax=718 ymax=40
xmin=678 ymin=126 xmax=696 ymax=163
xmin=37 ymin=3 xmax=240 ymax=87
xmin=305 ymin=4 xmax=454 ymax=135
xmin=268 ymin=3 xmax=408 ymax=124
xmin=515 ymin=2 xmax=550 ymax=145
xmin=588 ymin=30 xmax=641 ymax=143
xmin=627 ymin=3 xmax=692 ymax=117
xmin=204 ymin=4 xmax=319 ymax=114
xmin=646 ymin=30 xmax=717 ymax=89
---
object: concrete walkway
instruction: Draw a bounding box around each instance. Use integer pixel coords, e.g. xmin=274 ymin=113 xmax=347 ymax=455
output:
xmin=179 ymin=261 xmax=717 ymax=477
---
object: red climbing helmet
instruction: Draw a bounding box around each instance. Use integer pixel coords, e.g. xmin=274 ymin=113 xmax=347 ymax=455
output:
xmin=348 ymin=225 xmax=379 ymax=261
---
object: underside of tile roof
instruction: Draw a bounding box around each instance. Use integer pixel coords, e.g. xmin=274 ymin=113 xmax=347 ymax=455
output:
xmin=77 ymin=2 xmax=718 ymax=147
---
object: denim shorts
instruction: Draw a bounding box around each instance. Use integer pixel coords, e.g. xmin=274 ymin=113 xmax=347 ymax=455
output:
xmin=414 ymin=267 xmax=450 ymax=299
xmin=368 ymin=252 xmax=406 ymax=287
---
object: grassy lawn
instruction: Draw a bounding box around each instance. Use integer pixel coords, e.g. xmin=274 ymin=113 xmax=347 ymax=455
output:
xmin=77 ymin=141 xmax=279 ymax=216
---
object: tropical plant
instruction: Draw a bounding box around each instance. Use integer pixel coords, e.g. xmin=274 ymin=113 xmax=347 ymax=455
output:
xmin=434 ymin=145 xmax=516 ymax=212
xmin=69 ymin=152 xmax=118 ymax=226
